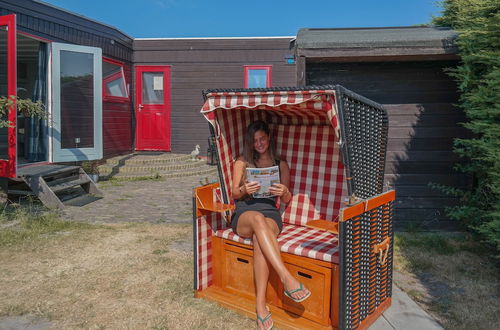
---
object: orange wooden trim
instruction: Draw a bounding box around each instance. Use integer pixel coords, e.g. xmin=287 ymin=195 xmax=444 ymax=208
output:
xmin=330 ymin=265 xmax=339 ymax=327
xmin=339 ymin=202 xmax=365 ymax=222
xmin=366 ymin=190 xmax=396 ymax=210
xmin=355 ymin=298 xmax=392 ymax=330
xmin=194 ymin=183 xmax=235 ymax=217
xmin=340 ymin=190 xmax=396 ymax=222
xmin=306 ymin=219 xmax=339 ymax=234
xmin=197 ymin=286 xmax=333 ymax=329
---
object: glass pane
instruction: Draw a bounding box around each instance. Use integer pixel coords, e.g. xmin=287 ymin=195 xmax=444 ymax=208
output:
xmin=0 ymin=27 xmax=9 ymax=160
xmin=103 ymin=60 xmax=127 ymax=98
xmin=247 ymin=69 xmax=268 ymax=88
xmin=60 ymin=50 xmax=94 ymax=149
xmin=142 ymin=72 xmax=164 ymax=104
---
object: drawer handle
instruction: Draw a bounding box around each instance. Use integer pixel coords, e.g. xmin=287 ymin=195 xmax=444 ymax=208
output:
xmin=237 ymin=257 xmax=249 ymax=264
xmin=298 ymin=271 xmax=312 ymax=279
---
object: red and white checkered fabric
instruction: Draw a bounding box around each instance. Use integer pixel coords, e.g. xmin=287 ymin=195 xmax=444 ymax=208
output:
xmin=276 ymin=125 xmax=347 ymax=225
xmin=195 ymin=212 xmax=227 ymax=291
xmin=215 ymin=224 xmax=339 ymax=263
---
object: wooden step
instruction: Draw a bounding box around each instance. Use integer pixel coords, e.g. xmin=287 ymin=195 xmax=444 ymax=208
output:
xmin=12 ymin=164 xmax=103 ymax=209
xmin=49 ymin=177 xmax=91 ymax=193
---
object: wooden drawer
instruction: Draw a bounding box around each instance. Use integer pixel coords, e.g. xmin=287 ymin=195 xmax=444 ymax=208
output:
xmin=220 ymin=241 xmax=281 ymax=306
xmin=281 ymin=254 xmax=333 ymax=326
xmin=214 ymin=238 xmax=336 ymax=326
xmin=222 ymin=242 xmax=255 ymax=300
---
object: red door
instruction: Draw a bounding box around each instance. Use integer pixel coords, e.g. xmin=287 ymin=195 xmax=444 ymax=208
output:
xmin=0 ymin=14 xmax=17 ymax=177
xmin=135 ymin=66 xmax=171 ymax=151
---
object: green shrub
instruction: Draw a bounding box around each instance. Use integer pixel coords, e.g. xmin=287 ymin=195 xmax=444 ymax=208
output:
xmin=433 ymin=0 xmax=500 ymax=255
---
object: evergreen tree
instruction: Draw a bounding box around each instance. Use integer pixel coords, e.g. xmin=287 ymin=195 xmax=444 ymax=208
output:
xmin=433 ymin=0 xmax=500 ymax=254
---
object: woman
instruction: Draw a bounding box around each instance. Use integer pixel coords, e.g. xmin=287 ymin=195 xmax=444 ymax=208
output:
xmin=231 ymin=120 xmax=311 ymax=330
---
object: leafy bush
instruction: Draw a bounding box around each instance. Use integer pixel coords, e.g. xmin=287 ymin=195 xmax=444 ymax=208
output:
xmin=0 ymin=95 xmax=47 ymax=127
xmin=433 ymin=0 xmax=500 ymax=255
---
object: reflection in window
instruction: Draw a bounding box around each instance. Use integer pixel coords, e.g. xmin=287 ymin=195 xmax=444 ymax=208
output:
xmin=103 ymin=60 xmax=127 ymax=99
xmin=60 ymin=50 xmax=94 ymax=149
xmin=244 ymin=66 xmax=272 ymax=88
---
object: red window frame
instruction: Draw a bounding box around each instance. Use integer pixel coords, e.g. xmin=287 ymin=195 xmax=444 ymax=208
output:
xmin=244 ymin=65 xmax=272 ymax=88
xmin=103 ymin=57 xmax=129 ymax=102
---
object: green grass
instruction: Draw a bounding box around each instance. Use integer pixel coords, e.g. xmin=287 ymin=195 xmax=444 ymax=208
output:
xmin=395 ymin=232 xmax=461 ymax=255
xmin=0 ymin=207 xmax=96 ymax=248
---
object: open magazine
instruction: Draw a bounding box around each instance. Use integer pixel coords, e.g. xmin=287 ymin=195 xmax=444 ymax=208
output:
xmin=246 ymin=165 xmax=280 ymax=198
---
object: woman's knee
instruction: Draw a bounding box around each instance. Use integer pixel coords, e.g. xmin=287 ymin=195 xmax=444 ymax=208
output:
xmin=250 ymin=214 xmax=270 ymax=232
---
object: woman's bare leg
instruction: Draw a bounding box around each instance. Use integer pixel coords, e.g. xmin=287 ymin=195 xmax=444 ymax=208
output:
xmin=253 ymin=232 xmax=273 ymax=330
xmin=236 ymin=211 xmax=310 ymax=302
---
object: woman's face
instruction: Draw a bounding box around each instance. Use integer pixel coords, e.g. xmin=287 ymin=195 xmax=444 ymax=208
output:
xmin=253 ymin=130 xmax=270 ymax=155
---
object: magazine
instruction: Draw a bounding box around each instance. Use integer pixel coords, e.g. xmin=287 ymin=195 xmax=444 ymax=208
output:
xmin=246 ymin=165 xmax=280 ymax=198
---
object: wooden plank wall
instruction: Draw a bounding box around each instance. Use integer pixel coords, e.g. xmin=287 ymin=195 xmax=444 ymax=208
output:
xmin=133 ymin=38 xmax=296 ymax=154
xmin=307 ymin=61 xmax=466 ymax=230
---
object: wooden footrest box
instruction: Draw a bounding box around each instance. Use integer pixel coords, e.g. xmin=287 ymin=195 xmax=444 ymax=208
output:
xmin=211 ymin=236 xmax=339 ymax=327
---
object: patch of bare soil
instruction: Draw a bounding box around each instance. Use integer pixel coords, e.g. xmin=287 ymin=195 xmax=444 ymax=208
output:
xmin=0 ymin=223 xmax=254 ymax=329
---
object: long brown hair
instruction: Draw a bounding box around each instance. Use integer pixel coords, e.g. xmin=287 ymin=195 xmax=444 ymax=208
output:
xmin=242 ymin=120 xmax=279 ymax=166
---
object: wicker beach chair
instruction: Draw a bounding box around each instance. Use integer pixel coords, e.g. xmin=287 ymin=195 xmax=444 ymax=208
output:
xmin=193 ymin=85 xmax=395 ymax=329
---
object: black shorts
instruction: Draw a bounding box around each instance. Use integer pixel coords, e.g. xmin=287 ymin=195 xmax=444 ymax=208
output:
xmin=231 ymin=198 xmax=283 ymax=235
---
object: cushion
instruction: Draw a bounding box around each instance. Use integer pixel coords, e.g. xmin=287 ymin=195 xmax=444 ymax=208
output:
xmin=215 ymin=223 xmax=339 ymax=263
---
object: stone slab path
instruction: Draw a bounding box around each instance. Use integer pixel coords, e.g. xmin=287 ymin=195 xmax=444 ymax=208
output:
xmin=64 ymin=172 xmax=219 ymax=224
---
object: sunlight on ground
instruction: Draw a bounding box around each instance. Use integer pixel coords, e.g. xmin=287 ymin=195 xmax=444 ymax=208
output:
xmin=0 ymin=217 xmax=254 ymax=329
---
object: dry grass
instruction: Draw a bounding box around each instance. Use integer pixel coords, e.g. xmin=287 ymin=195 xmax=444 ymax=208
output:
xmin=2 ymin=207 xmax=499 ymax=330
xmin=393 ymin=232 xmax=500 ymax=330
xmin=0 ymin=215 xmax=254 ymax=329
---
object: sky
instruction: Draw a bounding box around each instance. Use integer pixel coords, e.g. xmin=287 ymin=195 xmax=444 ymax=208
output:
xmin=40 ymin=0 xmax=443 ymax=38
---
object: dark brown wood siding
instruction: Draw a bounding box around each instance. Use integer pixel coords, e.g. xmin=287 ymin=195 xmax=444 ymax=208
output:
xmin=0 ymin=0 xmax=134 ymax=158
xmin=307 ymin=60 xmax=466 ymax=230
xmin=133 ymin=38 xmax=296 ymax=154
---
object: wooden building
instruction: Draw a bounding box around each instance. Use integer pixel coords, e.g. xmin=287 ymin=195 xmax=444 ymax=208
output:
xmin=133 ymin=37 xmax=296 ymax=153
xmin=293 ymin=27 xmax=464 ymax=229
xmin=0 ymin=2 xmax=464 ymax=229
xmin=0 ymin=0 xmax=134 ymax=179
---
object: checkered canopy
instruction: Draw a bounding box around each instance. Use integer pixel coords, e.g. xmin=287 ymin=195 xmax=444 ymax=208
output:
xmin=201 ymin=88 xmax=348 ymax=225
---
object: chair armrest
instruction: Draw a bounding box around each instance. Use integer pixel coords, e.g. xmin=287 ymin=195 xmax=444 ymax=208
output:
xmin=306 ymin=219 xmax=338 ymax=234
xmin=194 ymin=183 xmax=234 ymax=217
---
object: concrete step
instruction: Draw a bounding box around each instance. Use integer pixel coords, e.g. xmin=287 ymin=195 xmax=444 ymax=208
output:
xmin=98 ymin=159 xmax=206 ymax=174
xmin=99 ymin=165 xmax=217 ymax=180
xmin=103 ymin=153 xmax=194 ymax=166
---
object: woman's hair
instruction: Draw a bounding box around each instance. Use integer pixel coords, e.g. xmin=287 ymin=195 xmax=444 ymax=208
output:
xmin=242 ymin=120 xmax=279 ymax=166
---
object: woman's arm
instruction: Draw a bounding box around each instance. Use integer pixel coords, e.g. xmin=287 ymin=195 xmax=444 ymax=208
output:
xmin=231 ymin=159 xmax=260 ymax=200
xmin=269 ymin=160 xmax=292 ymax=204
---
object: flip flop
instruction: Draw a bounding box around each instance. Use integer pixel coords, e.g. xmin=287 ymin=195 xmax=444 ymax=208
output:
xmin=284 ymin=282 xmax=311 ymax=303
xmin=256 ymin=306 xmax=273 ymax=330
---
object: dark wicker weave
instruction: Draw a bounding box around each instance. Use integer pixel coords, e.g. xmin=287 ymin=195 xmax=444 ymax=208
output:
xmin=336 ymin=85 xmax=389 ymax=199
xmin=339 ymin=200 xmax=394 ymax=329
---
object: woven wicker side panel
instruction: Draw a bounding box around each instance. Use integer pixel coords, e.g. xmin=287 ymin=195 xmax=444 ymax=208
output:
xmin=337 ymin=89 xmax=388 ymax=199
xmin=340 ymin=200 xmax=394 ymax=329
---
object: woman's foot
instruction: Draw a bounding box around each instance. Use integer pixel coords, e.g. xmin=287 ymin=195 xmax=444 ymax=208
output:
xmin=283 ymin=277 xmax=311 ymax=302
xmin=256 ymin=305 xmax=273 ymax=330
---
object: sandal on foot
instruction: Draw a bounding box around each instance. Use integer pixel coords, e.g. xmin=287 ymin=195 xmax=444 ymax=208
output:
xmin=284 ymin=282 xmax=311 ymax=303
xmin=256 ymin=307 xmax=273 ymax=330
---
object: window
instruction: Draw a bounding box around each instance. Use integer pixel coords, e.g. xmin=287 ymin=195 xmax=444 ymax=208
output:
xmin=103 ymin=58 xmax=128 ymax=100
xmin=244 ymin=65 xmax=272 ymax=88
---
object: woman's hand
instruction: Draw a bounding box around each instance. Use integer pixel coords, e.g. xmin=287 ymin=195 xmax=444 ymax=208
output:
xmin=244 ymin=181 xmax=260 ymax=195
xmin=269 ymin=183 xmax=289 ymax=197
